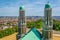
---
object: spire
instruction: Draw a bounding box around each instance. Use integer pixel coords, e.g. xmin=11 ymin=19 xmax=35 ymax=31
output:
xmin=45 ymin=1 xmax=51 ymax=8
xmin=20 ymin=5 xmax=25 ymax=10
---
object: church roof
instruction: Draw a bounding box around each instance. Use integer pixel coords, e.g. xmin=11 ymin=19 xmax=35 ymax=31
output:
xmin=19 ymin=27 xmax=43 ymax=40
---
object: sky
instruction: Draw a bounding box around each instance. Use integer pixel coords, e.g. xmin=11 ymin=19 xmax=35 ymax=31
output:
xmin=0 ymin=0 xmax=60 ymax=16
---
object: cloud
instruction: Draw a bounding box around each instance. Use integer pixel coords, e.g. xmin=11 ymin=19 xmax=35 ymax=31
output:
xmin=24 ymin=4 xmax=44 ymax=16
xmin=0 ymin=0 xmax=60 ymax=16
xmin=53 ymin=7 xmax=60 ymax=16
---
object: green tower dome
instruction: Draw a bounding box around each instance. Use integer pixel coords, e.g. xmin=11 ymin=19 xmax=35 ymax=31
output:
xmin=45 ymin=2 xmax=51 ymax=8
xmin=20 ymin=6 xmax=25 ymax=10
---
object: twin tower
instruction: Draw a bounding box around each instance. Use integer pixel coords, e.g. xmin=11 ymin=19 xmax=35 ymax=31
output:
xmin=16 ymin=2 xmax=53 ymax=40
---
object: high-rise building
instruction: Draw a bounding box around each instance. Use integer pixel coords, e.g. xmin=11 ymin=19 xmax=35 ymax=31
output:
xmin=16 ymin=6 xmax=26 ymax=40
xmin=43 ymin=2 xmax=53 ymax=40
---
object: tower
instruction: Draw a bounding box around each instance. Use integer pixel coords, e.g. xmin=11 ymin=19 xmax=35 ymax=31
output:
xmin=16 ymin=6 xmax=26 ymax=40
xmin=43 ymin=2 xmax=53 ymax=40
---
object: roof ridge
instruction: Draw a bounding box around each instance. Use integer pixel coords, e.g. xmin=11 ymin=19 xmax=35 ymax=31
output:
xmin=21 ymin=27 xmax=43 ymax=40
xmin=21 ymin=27 xmax=35 ymax=38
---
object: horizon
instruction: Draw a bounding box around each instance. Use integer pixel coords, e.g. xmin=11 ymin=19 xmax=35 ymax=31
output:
xmin=0 ymin=16 xmax=60 ymax=17
xmin=0 ymin=0 xmax=60 ymax=16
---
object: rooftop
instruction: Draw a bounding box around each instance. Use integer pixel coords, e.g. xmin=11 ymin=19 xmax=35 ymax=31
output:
xmin=20 ymin=27 xmax=43 ymax=40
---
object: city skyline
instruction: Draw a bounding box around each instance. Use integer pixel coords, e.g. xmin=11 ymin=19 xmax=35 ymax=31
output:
xmin=0 ymin=0 xmax=60 ymax=16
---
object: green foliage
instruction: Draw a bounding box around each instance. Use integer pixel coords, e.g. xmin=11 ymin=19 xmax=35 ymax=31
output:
xmin=27 ymin=22 xmax=35 ymax=28
xmin=26 ymin=19 xmax=43 ymax=29
xmin=35 ymin=19 xmax=43 ymax=28
xmin=12 ymin=26 xmax=18 ymax=32
xmin=0 ymin=26 xmax=18 ymax=38
xmin=0 ymin=30 xmax=5 ymax=38
xmin=27 ymin=19 xmax=60 ymax=31
xmin=53 ymin=19 xmax=60 ymax=31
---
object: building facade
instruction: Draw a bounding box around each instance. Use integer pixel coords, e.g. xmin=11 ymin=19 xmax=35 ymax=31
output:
xmin=16 ymin=6 xmax=26 ymax=40
xmin=43 ymin=2 xmax=53 ymax=40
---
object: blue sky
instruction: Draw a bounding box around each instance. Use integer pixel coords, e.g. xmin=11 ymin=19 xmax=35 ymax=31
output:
xmin=0 ymin=0 xmax=60 ymax=16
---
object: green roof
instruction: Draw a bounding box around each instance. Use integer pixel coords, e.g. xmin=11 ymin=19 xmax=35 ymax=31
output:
xmin=19 ymin=27 xmax=43 ymax=40
xmin=45 ymin=2 xmax=51 ymax=8
xmin=20 ymin=6 xmax=25 ymax=10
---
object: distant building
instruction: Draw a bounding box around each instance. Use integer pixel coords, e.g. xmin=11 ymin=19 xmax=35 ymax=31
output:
xmin=2 ymin=26 xmax=9 ymax=30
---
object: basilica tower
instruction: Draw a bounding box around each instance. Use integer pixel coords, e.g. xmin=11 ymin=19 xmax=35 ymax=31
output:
xmin=16 ymin=6 xmax=26 ymax=40
xmin=43 ymin=2 xmax=53 ymax=40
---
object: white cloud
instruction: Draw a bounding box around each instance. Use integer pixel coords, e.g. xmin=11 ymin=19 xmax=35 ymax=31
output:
xmin=0 ymin=0 xmax=60 ymax=16
xmin=53 ymin=7 xmax=60 ymax=16
xmin=24 ymin=4 xmax=44 ymax=16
